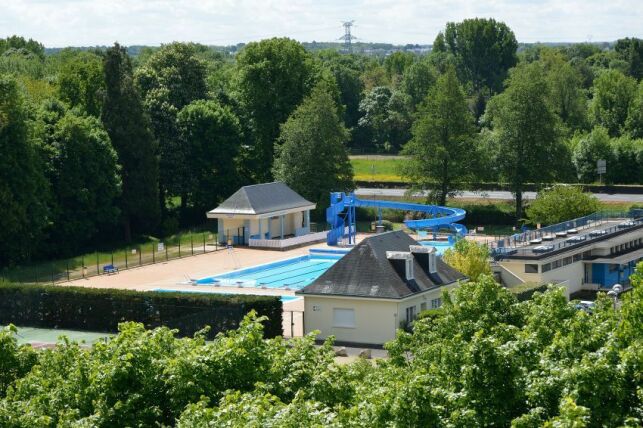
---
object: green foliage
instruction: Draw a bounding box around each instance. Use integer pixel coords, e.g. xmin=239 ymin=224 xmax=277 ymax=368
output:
xmin=572 ymin=126 xmax=614 ymax=182
xmin=614 ymin=37 xmax=643 ymax=80
xmin=438 ymin=18 xmax=518 ymax=93
xmin=177 ymin=99 xmax=242 ymax=214
xmin=545 ymin=59 xmax=588 ymax=133
xmin=402 ymin=66 xmax=478 ymax=205
xmin=273 ymin=85 xmax=354 ymax=215
xmin=0 ymin=325 xmax=37 ymax=398
xmin=526 ymin=185 xmax=600 ymax=226
xmin=56 ymin=51 xmax=104 ymax=116
xmin=589 ymin=69 xmax=637 ymax=137
xmin=1 ymin=265 xmax=642 ymax=426
xmin=0 ymin=75 xmax=50 ymax=265
xmin=625 ymin=81 xmax=643 ymax=138
xmin=509 ymin=282 xmax=550 ymax=302
xmin=442 ymin=238 xmax=491 ymax=281
xmin=485 ymin=62 xmax=563 ymax=218
xmin=102 ymin=43 xmax=160 ymax=239
xmin=0 ymin=282 xmax=282 ymax=339
xmin=357 ymin=86 xmax=412 ymax=153
xmin=43 ymin=110 xmax=121 ymax=255
xmin=236 ymin=38 xmax=316 ymax=181
xmin=401 ymin=59 xmax=437 ymax=108
xmin=0 ymin=36 xmax=45 ymax=61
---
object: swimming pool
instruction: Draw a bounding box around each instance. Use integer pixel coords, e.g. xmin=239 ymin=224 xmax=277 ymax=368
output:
xmin=196 ymin=251 xmax=346 ymax=290
xmin=152 ymin=288 xmax=302 ymax=303
xmin=418 ymin=240 xmax=454 ymax=255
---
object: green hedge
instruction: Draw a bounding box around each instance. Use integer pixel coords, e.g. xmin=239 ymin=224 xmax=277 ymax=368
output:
xmin=0 ymin=283 xmax=282 ymax=339
xmin=509 ymin=282 xmax=549 ymax=302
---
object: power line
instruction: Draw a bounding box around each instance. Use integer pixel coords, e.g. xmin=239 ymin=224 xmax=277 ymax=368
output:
xmin=339 ymin=20 xmax=357 ymax=53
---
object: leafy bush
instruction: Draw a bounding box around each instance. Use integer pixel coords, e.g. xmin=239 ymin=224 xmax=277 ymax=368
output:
xmin=0 ymin=265 xmax=641 ymax=426
xmin=509 ymin=281 xmax=550 ymax=301
xmin=0 ymin=283 xmax=282 ymax=339
xmin=442 ymin=239 xmax=491 ymax=281
xmin=526 ymin=185 xmax=600 ymax=225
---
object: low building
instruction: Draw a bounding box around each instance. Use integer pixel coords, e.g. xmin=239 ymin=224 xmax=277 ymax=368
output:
xmin=207 ymin=182 xmax=322 ymax=249
xmin=297 ymin=231 xmax=467 ymax=346
xmin=492 ymin=211 xmax=642 ymax=298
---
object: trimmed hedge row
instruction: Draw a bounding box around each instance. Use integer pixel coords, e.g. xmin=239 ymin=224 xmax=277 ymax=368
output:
xmin=509 ymin=282 xmax=549 ymax=302
xmin=0 ymin=283 xmax=283 ymax=339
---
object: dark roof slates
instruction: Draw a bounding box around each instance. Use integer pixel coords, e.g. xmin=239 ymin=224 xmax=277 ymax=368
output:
xmin=210 ymin=182 xmax=314 ymax=215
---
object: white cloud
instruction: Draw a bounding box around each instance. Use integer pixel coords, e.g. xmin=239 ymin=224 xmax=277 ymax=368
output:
xmin=0 ymin=0 xmax=641 ymax=47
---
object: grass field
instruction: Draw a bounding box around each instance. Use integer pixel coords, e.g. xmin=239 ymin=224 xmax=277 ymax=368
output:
xmin=351 ymin=156 xmax=405 ymax=182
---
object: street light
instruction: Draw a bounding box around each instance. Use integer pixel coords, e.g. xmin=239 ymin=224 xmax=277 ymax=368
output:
xmin=607 ymin=283 xmax=622 ymax=310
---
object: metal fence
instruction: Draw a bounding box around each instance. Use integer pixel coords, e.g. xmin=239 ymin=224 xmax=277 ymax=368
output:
xmin=2 ymin=231 xmax=223 ymax=285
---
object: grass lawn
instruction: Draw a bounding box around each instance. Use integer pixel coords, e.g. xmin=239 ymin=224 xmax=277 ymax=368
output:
xmin=351 ymin=156 xmax=406 ymax=182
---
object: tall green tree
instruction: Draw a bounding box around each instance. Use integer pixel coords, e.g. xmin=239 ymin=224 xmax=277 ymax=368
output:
xmin=572 ymin=127 xmax=614 ymax=183
xmin=401 ymin=66 xmax=477 ymax=206
xmin=357 ymin=86 xmax=412 ymax=153
xmin=546 ymin=61 xmax=588 ymax=133
xmin=45 ymin=111 xmax=121 ymax=255
xmin=136 ymin=43 xmax=208 ymax=218
xmin=236 ymin=38 xmax=315 ymax=181
xmin=57 ymin=51 xmax=104 ymax=117
xmin=0 ymin=75 xmax=49 ymax=264
xmin=614 ymin=37 xmax=643 ymax=80
xmin=625 ymin=80 xmax=643 ymax=138
xmin=272 ymin=85 xmax=354 ymax=215
xmin=589 ymin=70 xmax=637 ymax=137
xmin=401 ymin=60 xmax=437 ymax=109
xmin=434 ymin=18 xmax=518 ymax=94
xmin=177 ymin=100 xmax=242 ymax=216
xmin=102 ymin=43 xmax=159 ymax=240
xmin=486 ymin=63 xmax=561 ymax=219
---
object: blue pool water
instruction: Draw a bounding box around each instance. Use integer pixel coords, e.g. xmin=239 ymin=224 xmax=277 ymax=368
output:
xmin=196 ymin=252 xmax=344 ymax=290
xmin=153 ymin=288 xmax=302 ymax=303
xmin=418 ymin=240 xmax=454 ymax=255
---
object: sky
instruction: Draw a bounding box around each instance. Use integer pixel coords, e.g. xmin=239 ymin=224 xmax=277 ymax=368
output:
xmin=1 ymin=0 xmax=642 ymax=47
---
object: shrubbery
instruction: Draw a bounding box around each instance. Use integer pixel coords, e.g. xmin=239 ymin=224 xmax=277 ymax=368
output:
xmin=1 ymin=266 xmax=642 ymax=426
xmin=0 ymin=283 xmax=282 ymax=339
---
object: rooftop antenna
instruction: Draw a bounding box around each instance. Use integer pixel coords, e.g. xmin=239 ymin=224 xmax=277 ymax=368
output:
xmin=339 ymin=20 xmax=357 ymax=53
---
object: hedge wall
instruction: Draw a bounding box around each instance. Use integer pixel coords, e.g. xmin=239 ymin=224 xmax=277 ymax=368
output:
xmin=0 ymin=283 xmax=283 ymax=339
xmin=509 ymin=282 xmax=549 ymax=302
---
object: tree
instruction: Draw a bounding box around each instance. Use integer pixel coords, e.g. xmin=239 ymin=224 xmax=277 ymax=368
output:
xmin=384 ymin=51 xmax=415 ymax=83
xmin=401 ymin=60 xmax=437 ymax=109
xmin=0 ymin=35 xmax=45 ymax=60
xmin=0 ymin=75 xmax=50 ymax=265
xmin=589 ymin=70 xmax=637 ymax=137
xmin=614 ymin=37 xmax=643 ymax=80
xmin=401 ymin=66 xmax=477 ymax=205
xmin=435 ymin=18 xmax=518 ymax=94
xmin=102 ymin=43 xmax=159 ymax=240
xmin=236 ymin=38 xmax=315 ymax=181
xmin=546 ymin=61 xmax=588 ymax=133
xmin=177 ymin=100 xmax=242 ymax=216
xmin=136 ymin=43 xmax=208 ymax=219
xmin=625 ymin=81 xmax=643 ymax=138
xmin=486 ymin=63 xmax=562 ymax=219
xmin=57 ymin=51 xmax=105 ymax=117
xmin=45 ymin=111 xmax=121 ymax=255
xmin=442 ymin=239 xmax=491 ymax=281
xmin=572 ymin=127 xmax=614 ymax=183
xmin=357 ymin=86 xmax=412 ymax=153
xmin=526 ymin=185 xmax=600 ymax=226
xmin=272 ymin=85 xmax=354 ymax=215
xmin=610 ymin=136 xmax=643 ymax=185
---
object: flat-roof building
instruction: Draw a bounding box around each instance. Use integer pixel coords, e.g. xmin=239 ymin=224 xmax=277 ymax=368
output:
xmin=491 ymin=211 xmax=643 ymax=298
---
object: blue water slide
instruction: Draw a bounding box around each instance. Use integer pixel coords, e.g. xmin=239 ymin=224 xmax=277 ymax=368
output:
xmin=326 ymin=192 xmax=467 ymax=246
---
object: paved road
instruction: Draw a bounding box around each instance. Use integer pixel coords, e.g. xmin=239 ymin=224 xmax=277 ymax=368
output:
xmin=355 ymin=188 xmax=643 ymax=203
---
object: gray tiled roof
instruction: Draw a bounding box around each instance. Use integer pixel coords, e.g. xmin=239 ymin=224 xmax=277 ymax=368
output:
xmin=208 ymin=182 xmax=315 ymax=216
xmin=298 ymin=231 xmax=466 ymax=299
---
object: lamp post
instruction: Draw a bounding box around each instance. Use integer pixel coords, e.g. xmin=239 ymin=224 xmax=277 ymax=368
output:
xmin=607 ymin=283 xmax=623 ymax=310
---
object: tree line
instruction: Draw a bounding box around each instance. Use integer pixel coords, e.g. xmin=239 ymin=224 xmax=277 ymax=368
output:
xmin=1 ymin=20 xmax=642 ymax=264
xmin=1 ymin=267 xmax=642 ymax=426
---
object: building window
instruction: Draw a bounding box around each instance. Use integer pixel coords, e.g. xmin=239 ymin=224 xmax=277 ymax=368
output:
xmin=420 ymin=302 xmax=427 ymax=312
xmin=542 ymin=263 xmax=552 ymax=273
xmin=524 ymin=264 xmax=539 ymax=273
xmin=582 ymin=251 xmax=592 ymax=259
xmin=552 ymin=259 xmax=562 ymax=269
xmin=406 ymin=306 xmax=417 ymax=322
xmin=563 ymin=256 xmax=573 ymax=266
xmin=332 ymin=308 xmax=355 ymax=328
xmin=431 ymin=298 xmax=442 ymax=309
xmin=573 ymin=254 xmax=582 ymax=262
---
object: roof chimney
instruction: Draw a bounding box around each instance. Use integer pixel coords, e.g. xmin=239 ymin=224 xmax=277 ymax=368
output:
xmin=386 ymin=251 xmax=414 ymax=281
xmin=410 ymin=245 xmax=437 ymax=274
